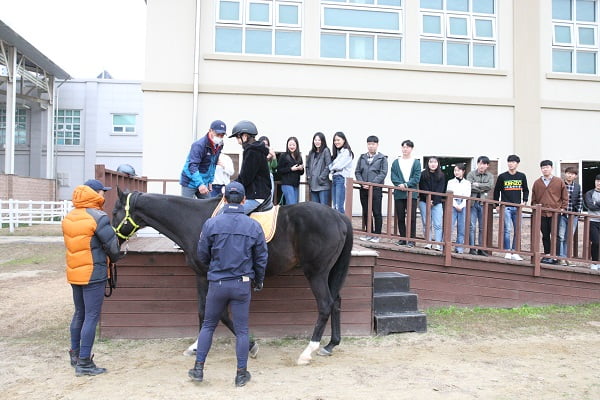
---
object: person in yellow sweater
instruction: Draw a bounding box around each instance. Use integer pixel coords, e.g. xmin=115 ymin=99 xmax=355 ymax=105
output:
xmin=62 ymin=179 xmax=120 ymax=376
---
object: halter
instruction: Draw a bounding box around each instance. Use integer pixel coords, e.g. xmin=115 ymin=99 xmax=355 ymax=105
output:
xmin=113 ymin=192 xmax=141 ymax=240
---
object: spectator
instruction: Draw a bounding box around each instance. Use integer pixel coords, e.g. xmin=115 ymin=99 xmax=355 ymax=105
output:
xmin=355 ymin=135 xmax=388 ymax=243
xmin=329 ymin=132 xmax=354 ymax=214
xmin=391 ymin=140 xmax=421 ymax=247
xmin=210 ymin=153 xmax=235 ymax=197
xmin=277 ymin=137 xmax=304 ymax=205
xmin=558 ymin=166 xmax=583 ymax=266
xmin=467 ymin=156 xmax=495 ymax=256
xmin=446 ymin=163 xmax=471 ymax=254
xmin=257 ymin=136 xmax=278 ymax=199
xmin=583 ymin=174 xmax=600 ymax=270
xmin=493 ymin=155 xmax=529 ymax=261
xmin=306 ymin=132 xmax=332 ymax=205
xmin=180 ymin=120 xmax=225 ymax=199
xmin=531 ymin=160 xmax=568 ymax=265
xmin=418 ymin=156 xmax=445 ymax=251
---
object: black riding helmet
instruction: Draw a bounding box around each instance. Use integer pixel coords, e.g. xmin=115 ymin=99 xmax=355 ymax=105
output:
xmin=229 ymin=120 xmax=258 ymax=138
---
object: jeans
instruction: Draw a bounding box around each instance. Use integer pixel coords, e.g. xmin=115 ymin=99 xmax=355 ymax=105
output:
xmin=419 ymin=201 xmax=443 ymax=242
xmin=452 ymin=208 xmax=466 ymax=253
xmin=360 ymin=187 xmax=383 ymax=234
xmin=196 ymin=279 xmax=251 ymax=369
xmin=181 ymin=185 xmax=209 ymax=199
xmin=310 ymin=190 xmax=330 ymax=205
xmin=70 ymin=281 xmax=106 ymax=358
xmin=503 ymin=206 xmax=519 ymax=251
xmin=469 ymin=201 xmax=485 ymax=247
xmin=332 ymin=174 xmax=346 ymax=214
xmin=281 ymin=185 xmax=299 ymax=205
xmin=558 ymin=215 xmax=579 ymax=257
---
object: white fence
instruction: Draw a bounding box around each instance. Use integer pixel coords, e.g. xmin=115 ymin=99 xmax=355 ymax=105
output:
xmin=0 ymin=199 xmax=73 ymax=233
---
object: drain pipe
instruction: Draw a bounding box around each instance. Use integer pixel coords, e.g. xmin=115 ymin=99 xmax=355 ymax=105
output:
xmin=191 ymin=0 xmax=201 ymax=141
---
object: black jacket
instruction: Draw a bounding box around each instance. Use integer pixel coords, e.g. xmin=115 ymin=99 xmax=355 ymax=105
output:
xmin=236 ymin=140 xmax=272 ymax=200
xmin=277 ymin=152 xmax=304 ymax=186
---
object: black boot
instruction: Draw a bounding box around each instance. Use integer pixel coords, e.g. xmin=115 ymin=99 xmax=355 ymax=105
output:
xmin=68 ymin=349 xmax=79 ymax=367
xmin=75 ymin=357 xmax=107 ymax=377
xmin=188 ymin=361 xmax=204 ymax=382
xmin=235 ymin=367 xmax=251 ymax=387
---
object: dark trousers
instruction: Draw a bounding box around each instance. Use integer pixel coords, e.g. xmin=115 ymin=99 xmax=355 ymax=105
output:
xmin=196 ymin=279 xmax=251 ymax=369
xmin=540 ymin=216 xmax=554 ymax=255
xmin=70 ymin=281 xmax=105 ymax=358
xmin=591 ymin=221 xmax=600 ymax=262
xmin=395 ymin=198 xmax=417 ymax=239
xmin=359 ymin=187 xmax=383 ymax=234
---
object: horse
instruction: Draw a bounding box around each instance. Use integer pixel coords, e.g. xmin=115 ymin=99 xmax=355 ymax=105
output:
xmin=111 ymin=188 xmax=353 ymax=365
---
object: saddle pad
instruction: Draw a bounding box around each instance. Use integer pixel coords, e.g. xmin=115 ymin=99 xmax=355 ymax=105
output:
xmin=211 ymin=198 xmax=279 ymax=243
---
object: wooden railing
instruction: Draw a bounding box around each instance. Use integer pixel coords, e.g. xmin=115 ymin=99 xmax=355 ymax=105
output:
xmin=348 ymin=178 xmax=594 ymax=275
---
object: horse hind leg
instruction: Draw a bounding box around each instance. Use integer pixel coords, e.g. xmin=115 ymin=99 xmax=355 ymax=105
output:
xmin=319 ymin=295 xmax=341 ymax=356
xmin=297 ymin=276 xmax=334 ymax=365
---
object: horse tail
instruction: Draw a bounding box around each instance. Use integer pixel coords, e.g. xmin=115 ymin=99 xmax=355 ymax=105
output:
xmin=327 ymin=214 xmax=353 ymax=298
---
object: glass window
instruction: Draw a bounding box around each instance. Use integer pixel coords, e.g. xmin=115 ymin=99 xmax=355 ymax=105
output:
xmin=321 ymin=33 xmax=346 ymax=58
xmin=447 ymin=42 xmax=469 ymax=65
xmin=379 ymin=0 xmax=402 ymax=5
xmin=576 ymin=50 xmax=597 ymax=72
xmin=473 ymin=0 xmax=494 ymax=14
xmin=0 ymin=108 xmax=28 ymax=146
xmin=377 ymin=36 xmax=401 ymax=61
xmin=349 ymin=35 xmax=374 ymax=59
xmin=474 ymin=19 xmax=494 ymax=38
xmin=553 ymin=0 xmax=573 ymax=20
xmin=421 ymin=40 xmax=443 ymax=64
xmin=554 ymin=24 xmax=573 ymax=44
xmin=278 ymin=4 xmax=299 ymax=25
xmin=578 ymin=26 xmax=596 ymax=45
xmin=275 ymin=30 xmax=301 ymax=55
xmin=447 ymin=0 xmax=468 ymax=12
xmin=576 ymin=0 xmax=596 ymax=21
xmin=421 ymin=0 xmax=443 ymax=10
xmin=219 ymin=1 xmax=241 ymax=21
xmin=473 ymin=43 xmax=494 ymax=67
xmin=54 ymin=109 xmax=81 ymax=146
xmin=248 ymin=2 xmax=271 ymax=24
xmin=448 ymin=16 xmax=469 ymax=36
xmin=246 ymin=29 xmax=272 ymax=54
xmin=423 ymin=14 xmax=442 ymax=35
xmin=113 ymin=114 xmax=136 ymax=134
xmin=553 ymin=49 xmax=573 ymax=72
xmin=216 ymin=27 xmax=243 ymax=52
xmin=323 ymin=7 xmax=400 ymax=31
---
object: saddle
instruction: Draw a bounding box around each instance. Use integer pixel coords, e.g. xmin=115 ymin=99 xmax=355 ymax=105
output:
xmin=211 ymin=198 xmax=279 ymax=243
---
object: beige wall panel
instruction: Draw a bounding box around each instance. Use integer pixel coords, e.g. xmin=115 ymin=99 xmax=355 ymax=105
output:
xmin=541 ymin=108 xmax=600 ymax=162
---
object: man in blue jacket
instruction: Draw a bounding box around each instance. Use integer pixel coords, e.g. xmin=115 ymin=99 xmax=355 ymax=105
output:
xmin=180 ymin=120 xmax=226 ymax=199
xmin=188 ymin=181 xmax=268 ymax=387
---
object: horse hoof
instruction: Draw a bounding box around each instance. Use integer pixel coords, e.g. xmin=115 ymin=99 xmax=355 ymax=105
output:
xmin=296 ymin=357 xmax=311 ymax=366
xmin=317 ymin=348 xmax=332 ymax=357
xmin=249 ymin=343 xmax=259 ymax=359
xmin=183 ymin=349 xmax=196 ymax=357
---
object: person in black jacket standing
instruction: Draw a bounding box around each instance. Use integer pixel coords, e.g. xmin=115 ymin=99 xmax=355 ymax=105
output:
xmin=277 ymin=136 xmax=304 ymax=205
xmin=188 ymin=181 xmax=268 ymax=387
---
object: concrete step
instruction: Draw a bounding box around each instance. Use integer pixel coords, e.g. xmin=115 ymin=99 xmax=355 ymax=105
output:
xmin=374 ymin=312 xmax=427 ymax=335
xmin=374 ymin=271 xmax=410 ymax=293
xmin=374 ymin=292 xmax=419 ymax=313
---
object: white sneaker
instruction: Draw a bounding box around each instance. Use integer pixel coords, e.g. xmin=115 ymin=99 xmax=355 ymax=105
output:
xmin=424 ymin=244 xmax=432 ymax=249
xmin=359 ymin=236 xmax=370 ymax=242
xmin=433 ymin=245 xmax=442 ymax=251
xmin=504 ymin=253 xmax=512 ymax=260
xmin=511 ymin=254 xmax=523 ymax=261
xmin=368 ymin=237 xmax=380 ymax=243
xmin=591 ymin=264 xmax=600 ymax=271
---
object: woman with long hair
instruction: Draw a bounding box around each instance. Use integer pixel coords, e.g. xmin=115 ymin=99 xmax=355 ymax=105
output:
xmin=277 ymin=136 xmax=304 ymax=205
xmin=306 ymin=132 xmax=332 ymax=204
xmin=418 ymin=157 xmax=446 ymax=250
xmin=329 ymin=132 xmax=354 ymax=213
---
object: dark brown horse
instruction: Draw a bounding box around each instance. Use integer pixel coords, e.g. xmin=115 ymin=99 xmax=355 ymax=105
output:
xmin=111 ymin=189 xmax=353 ymax=364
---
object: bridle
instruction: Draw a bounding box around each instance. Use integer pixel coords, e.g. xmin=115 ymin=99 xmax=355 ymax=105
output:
xmin=113 ymin=192 xmax=141 ymax=241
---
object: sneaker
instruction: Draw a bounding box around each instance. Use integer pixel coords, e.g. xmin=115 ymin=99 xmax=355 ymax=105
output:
xmin=468 ymin=249 xmax=478 ymax=255
xmin=396 ymin=240 xmax=407 ymax=246
xmin=504 ymin=253 xmax=512 ymax=260
xmin=368 ymin=237 xmax=380 ymax=243
xmin=424 ymin=244 xmax=432 ymax=250
xmin=407 ymin=242 xmax=415 ymax=248
xmin=359 ymin=236 xmax=371 ymax=242
xmin=433 ymin=245 xmax=442 ymax=251
xmin=511 ymin=254 xmax=524 ymax=261
xmin=591 ymin=264 xmax=600 ymax=271
xmin=478 ymin=250 xmax=490 ymax=257
xmin=559 ymin=260 xmax=568 ymax=266
xmin=567 ymin=261 xmax=577 ymax=267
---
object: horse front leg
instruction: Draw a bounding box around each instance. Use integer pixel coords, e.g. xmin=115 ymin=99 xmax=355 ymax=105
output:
xmin=297 ymin=276 xmax=334 ymax=365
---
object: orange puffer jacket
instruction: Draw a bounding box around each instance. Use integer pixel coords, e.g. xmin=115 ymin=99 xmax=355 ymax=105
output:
xmin=62 ymin=185 xmax=120 ymax=285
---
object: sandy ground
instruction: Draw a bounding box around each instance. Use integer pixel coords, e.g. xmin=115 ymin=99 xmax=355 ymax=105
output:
xmin=0 ymin=234 xmax=599 ymax=400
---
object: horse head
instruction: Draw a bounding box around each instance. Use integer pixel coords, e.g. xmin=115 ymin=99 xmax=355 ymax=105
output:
xmin=112 ymin=187 xmax=144 ymax=244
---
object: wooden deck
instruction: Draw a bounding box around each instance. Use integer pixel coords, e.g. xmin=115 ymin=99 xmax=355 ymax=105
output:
xmin=100 ymin=236 xmax=376 ymax=339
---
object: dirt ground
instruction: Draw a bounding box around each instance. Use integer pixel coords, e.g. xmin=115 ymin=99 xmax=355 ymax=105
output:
xmin=1 ymin=227 xmax=599 ymax=400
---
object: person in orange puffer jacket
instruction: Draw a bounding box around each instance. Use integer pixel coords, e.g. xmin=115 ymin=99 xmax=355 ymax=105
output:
xmin=62 ymin=179 xmax=119 ymax=377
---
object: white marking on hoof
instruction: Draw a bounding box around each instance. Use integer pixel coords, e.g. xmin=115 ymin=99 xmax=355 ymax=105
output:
xmin=183 ymin=339 xmax=198 ymax=356
xmin=297 ymin=341 xmax=320 ymax=365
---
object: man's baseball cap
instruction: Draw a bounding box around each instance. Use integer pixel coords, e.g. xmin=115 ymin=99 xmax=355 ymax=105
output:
xmin=210 ymin=120 xmax=227 ymax=134
xmin=224 ymin=181 xmax=245 ymax=198
xmin=84 ymin=179 xmax=112 ymax=191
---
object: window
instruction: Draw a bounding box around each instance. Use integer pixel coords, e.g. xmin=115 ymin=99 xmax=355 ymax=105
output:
xmin=419 ymin=0 xmax=497 ymax=68
xmin=0 ymin=108 xmax=27 ymax=146
xmin=552 ymin=0 xmax=599 ymax=74
xmin=54 ymin=109 xmax=81 ymax=146
xmin=112 ymin=114 xmax=136 ymax=134
xmin=320 ymin=0 xmax=403 ymax=62
xmin=215 ymin=0 xmax=303 ymax=56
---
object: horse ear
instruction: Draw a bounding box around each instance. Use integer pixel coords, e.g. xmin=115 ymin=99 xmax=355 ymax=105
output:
xmin=117 ymin=186 xmax=124 ymax=199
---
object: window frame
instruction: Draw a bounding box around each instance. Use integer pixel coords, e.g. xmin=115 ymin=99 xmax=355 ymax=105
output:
xmin=112 ymin=113 xmax=137 ymax=135
xmin=54 ymin=109 xmax=82 ymax=147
